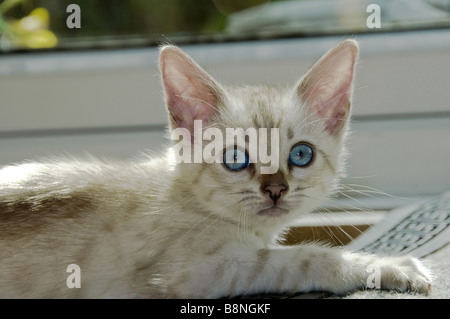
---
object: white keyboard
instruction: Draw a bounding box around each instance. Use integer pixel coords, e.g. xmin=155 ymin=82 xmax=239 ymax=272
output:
xmin=347 ymin=191 xmax=450 ymax=258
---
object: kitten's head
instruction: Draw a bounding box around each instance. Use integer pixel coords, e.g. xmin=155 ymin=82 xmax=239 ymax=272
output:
xmin=159 ymin=40 xmax=358 ymax=234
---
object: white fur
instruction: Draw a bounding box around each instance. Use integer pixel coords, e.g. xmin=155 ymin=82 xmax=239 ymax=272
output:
xmin=0 ymin=40 xmax=431 ymax=298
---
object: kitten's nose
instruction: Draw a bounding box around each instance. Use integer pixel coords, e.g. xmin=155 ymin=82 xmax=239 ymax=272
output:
xmin=260 ymin=171 xmax=288 ymax=204
xmin=262 ymin=184 xmax=288 ymax=204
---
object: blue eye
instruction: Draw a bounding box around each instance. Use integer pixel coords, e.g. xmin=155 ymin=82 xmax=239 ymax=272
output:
xmin=223 ymin=148 xmax=250 ymax=171
xmin=289 ymin=143 xmax=314 ymax=167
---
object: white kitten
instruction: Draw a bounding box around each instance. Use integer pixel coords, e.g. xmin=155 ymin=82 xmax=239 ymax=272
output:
xmin=0 ymin=40 xmax=431 ymax=298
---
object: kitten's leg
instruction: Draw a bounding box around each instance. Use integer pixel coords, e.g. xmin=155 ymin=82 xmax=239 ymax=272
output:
xmin=172 ymin=243 xmax=431 ymax=298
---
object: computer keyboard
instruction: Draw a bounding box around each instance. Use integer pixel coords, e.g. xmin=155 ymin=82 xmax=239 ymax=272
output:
xmin=347 ymin=191 xmax=450 ymax=258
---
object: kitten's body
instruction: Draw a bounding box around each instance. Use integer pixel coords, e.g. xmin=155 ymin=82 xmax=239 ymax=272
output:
xmin=0 ymin=41 xmax=431 ymax=298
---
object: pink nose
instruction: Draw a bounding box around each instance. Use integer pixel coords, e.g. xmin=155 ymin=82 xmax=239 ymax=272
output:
xmin=262 ymin=184 xmax=288 ymax=204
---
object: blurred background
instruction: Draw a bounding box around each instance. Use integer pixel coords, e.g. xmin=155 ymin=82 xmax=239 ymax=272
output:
xmin=1 ymin=0 xmax=450 ymax=210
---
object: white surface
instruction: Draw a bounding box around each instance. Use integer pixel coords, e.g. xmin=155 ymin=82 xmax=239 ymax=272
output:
xmin=294 ymin=211 xmax=386 ymax=227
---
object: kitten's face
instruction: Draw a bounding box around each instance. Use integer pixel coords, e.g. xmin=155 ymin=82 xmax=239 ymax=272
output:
xmin=177 ymin=85 xmax=346 ymax=229
xmin=160 ymin=41 xmax=358 ymax=230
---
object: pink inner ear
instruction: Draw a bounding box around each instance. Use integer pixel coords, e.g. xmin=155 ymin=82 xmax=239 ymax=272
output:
xmin=307 ymin=78 xmax=352 ymax=134
xmin=164 ymin=79 xmax=218 ymax=134
xmin=299 ymin=41 xmax=358 ymax=136
xmin=160 ymin=47 xmax=221 ymax=135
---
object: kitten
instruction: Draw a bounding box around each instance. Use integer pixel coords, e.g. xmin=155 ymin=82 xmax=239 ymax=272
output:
xmin=0 ymin=40 xmax=431 ymax=298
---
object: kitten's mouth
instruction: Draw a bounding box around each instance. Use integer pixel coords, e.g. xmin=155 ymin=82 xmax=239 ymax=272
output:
xmin=258 ymin=206 xmax=288 ymax=217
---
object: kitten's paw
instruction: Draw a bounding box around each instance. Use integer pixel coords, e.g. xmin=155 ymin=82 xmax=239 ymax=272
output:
xmin=377 ymin=256 xmax=432 ymax=295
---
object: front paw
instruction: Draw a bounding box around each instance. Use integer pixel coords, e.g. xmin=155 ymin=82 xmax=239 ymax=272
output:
xmin=369 ymin=256 xmax=432 ymax=295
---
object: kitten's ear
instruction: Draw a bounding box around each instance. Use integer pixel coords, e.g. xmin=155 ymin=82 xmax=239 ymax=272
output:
xmin=296 ymin=39 xmax=358 ymax=136
xmin=159 ymin=45 xmax=224 ymax=134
